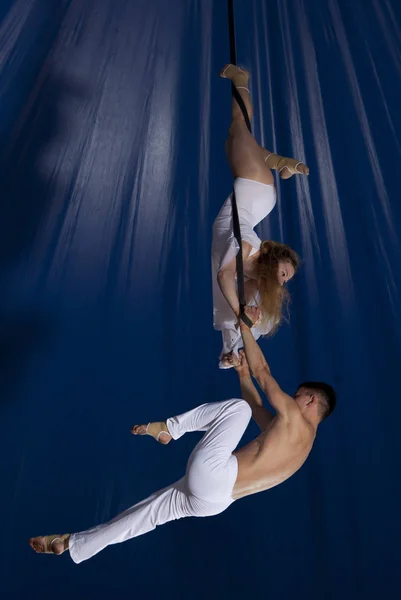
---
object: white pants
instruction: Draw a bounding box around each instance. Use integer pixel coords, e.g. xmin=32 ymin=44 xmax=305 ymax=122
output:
xmin=69 ymin=399 xmax=252 ymax=563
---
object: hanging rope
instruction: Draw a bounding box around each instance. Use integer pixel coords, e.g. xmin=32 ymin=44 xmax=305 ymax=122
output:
xmin=227 ymin=0 xmax=253 ymax=328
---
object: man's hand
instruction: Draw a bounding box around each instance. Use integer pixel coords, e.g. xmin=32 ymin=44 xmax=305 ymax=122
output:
xmin=238 ymin=319 xmax=296 ymax=420
xmin=234 ymin=350 xmax=275 ymax=431
xmin=239 ymin=315 xmax=270 ymax=375
xmin=233 ymin=350 xmax=251 ymax=378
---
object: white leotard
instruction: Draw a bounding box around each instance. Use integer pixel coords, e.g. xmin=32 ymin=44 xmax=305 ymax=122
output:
xmin=211 ymin=177 xmax=277 ymax=368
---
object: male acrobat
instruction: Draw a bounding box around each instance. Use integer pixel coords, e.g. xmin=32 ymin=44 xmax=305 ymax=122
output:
xmin=29 ymin=306 xmax=336 ymax=564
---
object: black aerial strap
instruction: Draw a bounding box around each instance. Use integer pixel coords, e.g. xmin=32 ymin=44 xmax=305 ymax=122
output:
xmin=227 ymin=0 xmax=253 ymax=329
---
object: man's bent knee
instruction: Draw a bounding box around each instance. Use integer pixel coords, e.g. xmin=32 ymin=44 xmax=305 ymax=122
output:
xmin=230 ymin=398 xmax=252 ymax=416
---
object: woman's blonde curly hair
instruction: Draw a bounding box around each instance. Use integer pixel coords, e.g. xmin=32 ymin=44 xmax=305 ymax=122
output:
xmin=255 ymin=240 xmax=300 ymax=334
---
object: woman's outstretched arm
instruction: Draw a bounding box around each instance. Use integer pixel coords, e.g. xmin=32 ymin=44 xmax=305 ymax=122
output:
xmin=216 ymin=241 xmax=254 ymax=319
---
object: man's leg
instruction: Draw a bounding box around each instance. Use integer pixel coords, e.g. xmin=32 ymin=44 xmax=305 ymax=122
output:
xmin=166 ymin=398 xmax=250 ymax=441
xmin=29 ymin=480 xmax=191 ymax=564
xmin=29 ymin=400 xmax=251 ymax=563
xmin=221 ymin=64 xmax=309 ymax=181
xmin=130 ymin=398 xmax=247 ymax=443
xmin=71 ymin=399 xmax=252 ymax=560
xmin=177 ymin=399 xmax=252 ymax=504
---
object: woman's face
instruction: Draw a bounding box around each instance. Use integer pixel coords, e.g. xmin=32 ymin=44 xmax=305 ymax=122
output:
xmin=277 ymin=261 xmax=295 ymax=286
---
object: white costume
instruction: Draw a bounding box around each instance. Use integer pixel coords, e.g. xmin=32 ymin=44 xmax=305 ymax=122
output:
xmin=69 ymin=399 xmax=251 ymax=564
xmin=212 ymin=177 xmax=277 ymax=368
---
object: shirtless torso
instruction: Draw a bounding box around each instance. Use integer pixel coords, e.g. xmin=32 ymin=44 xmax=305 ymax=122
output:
xmin=225 ymin=313 xmax=323 ymax=501
xmin=232 ymin=411 xmax=315 ymax=500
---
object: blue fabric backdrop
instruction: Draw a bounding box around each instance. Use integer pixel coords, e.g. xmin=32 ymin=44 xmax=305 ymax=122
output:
xmin=1 ymin=1 xmax=400 ymax=598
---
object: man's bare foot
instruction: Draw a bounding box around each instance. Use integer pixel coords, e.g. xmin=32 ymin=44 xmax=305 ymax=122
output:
xmin=221 ymin=351 xmax=241 ymax=369
xmin=29 ymin=534 xmax=69 ymax=555
xmin=131 ymin=421 xmax=172 ymax=445
xmin=219 ymin=64 xmax=250 ymax=87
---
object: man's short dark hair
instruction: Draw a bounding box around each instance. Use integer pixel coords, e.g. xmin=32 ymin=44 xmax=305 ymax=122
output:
xmin=297 ymin=381 xmax=337 ymax=421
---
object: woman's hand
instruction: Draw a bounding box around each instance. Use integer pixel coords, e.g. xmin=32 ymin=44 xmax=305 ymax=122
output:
xmin=221 ymin=350 xmax=250 ymax=373
xmin=236 ymin=305 xmax=262 ymax=329
xmin=221 ymin=351 xmax=241 ymax=369
xmin=234 ymin=350 xmax=251 ymax=377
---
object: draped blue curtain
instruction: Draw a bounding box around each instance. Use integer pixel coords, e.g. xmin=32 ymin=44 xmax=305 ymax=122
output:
xmin=1 ymin=1 xmax=400 ymax=598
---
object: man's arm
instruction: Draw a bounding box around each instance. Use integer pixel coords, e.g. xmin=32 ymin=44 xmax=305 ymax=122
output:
xmin=234 ymin=351 xmax=274 ymax=432
xmin=240 ymin=317 xmax=296 ymax=418
xmin=238 ymin=308 xmax=269 ymax=373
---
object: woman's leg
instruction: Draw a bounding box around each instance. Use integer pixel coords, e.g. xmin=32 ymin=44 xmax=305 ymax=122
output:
xmin=262 ymin=148 xmax=310 ymax=179
xmin=220 ymin=64 xmax=274 ymax=185
xmin=221 ymin=64 xmax=309 ymax=181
